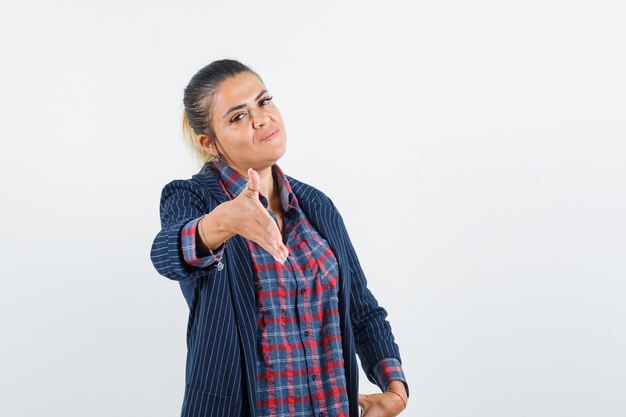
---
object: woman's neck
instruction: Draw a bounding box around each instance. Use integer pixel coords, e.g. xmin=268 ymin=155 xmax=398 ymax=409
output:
xmin=232 ymin=163 xmax=281 ymax=212
xmin=255 ymin=166 xmax=274 ymax=200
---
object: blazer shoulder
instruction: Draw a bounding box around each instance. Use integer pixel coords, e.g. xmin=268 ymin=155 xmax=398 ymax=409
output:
xmin=158 ymin=166 xmax=220 ymax=209
xmin=159 ymin=176 xmax=205 ymax=199
xmin=286 ymin=175 xmax=336 ymax=209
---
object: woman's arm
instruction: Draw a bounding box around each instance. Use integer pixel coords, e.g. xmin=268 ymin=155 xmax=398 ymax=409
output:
xmin=151 ymin=171 xmax=289 ymax=280
xmin=150 ymin=179 xmax=219 ymax=281
xmin=326 ymin=199 xmax=409 ymax=415
xmin=196 ymin=201 xmax=236 ymax=252
xmin=332 ymin=202 xmax=404 ymax=380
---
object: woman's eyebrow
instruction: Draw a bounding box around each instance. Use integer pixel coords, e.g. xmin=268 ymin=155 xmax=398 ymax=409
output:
xmin=222 ymin=89 xmax=268 ymax=118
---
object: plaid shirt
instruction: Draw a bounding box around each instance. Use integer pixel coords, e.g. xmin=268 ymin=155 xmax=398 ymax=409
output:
xmin=181 ymin=160 xmax=406 ymax=417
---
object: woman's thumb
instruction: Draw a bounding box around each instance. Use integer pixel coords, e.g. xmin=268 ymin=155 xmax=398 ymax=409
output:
xmin=246 ymin=168 xmax=260 ymax=195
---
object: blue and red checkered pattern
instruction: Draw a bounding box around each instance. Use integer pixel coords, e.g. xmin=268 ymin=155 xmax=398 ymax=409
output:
xmin=371 ymin=358 xmax=406 ymax=391
xmin=181 ymin=220 xmax=225 ymax=267
xmin=181 ymin=160 xmax=406 ymax=416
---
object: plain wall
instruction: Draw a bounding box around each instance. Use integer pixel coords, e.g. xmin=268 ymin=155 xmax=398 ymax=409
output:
xmin=1 ymin=0 xmax=624 ymax=416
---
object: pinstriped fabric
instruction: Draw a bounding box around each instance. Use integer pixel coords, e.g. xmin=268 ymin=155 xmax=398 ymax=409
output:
xmin=150 ymin=163 xmax=407 ymax=417
xmin=150 ymin=180 xmax=215 ymax=282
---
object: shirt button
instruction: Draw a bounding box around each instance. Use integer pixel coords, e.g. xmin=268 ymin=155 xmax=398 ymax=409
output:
xmin=304 ymin=330 xmax=309 ymax=337
xmin=319 ymin=412 xmax=325 ymax=417
xmin=300 ymin=288 xmax=306 ymax=295
xmin=312 ymin=374 xmax=317 ymax=381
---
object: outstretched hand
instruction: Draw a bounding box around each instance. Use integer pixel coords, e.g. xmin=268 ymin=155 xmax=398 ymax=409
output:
xmin=223 ymin=168 xmax=289 ymax=264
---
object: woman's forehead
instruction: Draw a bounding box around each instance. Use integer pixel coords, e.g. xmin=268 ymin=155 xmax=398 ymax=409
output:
xmin=214 ymin=72 xmax=266 ymax=109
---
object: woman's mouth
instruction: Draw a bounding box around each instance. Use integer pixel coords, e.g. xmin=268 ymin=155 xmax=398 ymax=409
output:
xmin=260 ymin=130 xmax=278 ymax=142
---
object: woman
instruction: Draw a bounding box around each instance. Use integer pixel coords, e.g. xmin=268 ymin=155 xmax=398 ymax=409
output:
xmin=150 ymin=59 xmax=408 ymax=417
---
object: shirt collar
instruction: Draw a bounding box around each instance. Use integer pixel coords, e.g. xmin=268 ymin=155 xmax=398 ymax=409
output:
xmin=212 ymin=159 xmax=299 ymax=213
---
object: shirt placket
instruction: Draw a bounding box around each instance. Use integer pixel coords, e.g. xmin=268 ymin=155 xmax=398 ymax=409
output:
xmin=294 ymin=243 xmax=328 ymax=417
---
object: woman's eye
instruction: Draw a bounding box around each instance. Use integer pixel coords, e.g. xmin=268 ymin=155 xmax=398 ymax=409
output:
xmin=260 ymin=96 xmax=273 ymax=106
xmin=230 ymin=113 xmax=245 ymax=123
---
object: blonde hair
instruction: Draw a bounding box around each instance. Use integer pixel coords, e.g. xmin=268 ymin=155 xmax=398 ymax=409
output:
xmin=182 ymin=110 xmax=215 ymax=165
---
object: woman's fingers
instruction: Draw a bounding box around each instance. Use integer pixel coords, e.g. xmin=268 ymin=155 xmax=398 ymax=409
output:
xmin=246 ymin=207 xmax=287 ymax=262
xmin=240 ymin=191 xmax=287 ymax=262
xmin=258 ymin=215 xmax=288 ymax=263
xmin=246 ymin=168 xmax=260 ymax=196
xmin=358 ymin=393 xmax=370 ymax=416
xmin=225 ymin=167 xmax=289 ymax=263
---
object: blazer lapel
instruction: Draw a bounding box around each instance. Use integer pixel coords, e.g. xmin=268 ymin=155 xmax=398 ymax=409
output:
xmin=225 ymin=234 xmax=258 ymax=412
xmin=193 ymin=164 xmax=256 ymax=328
xmin=193 ymin=164 xmax=258 ymax=411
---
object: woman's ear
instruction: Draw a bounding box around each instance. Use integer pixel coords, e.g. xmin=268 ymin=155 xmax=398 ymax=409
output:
xmin=198 ymin=134 xmax=218 ymax=158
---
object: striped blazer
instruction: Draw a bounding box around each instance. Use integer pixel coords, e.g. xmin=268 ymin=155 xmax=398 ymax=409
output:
xmin=150 ymin=165 xmax=403 ymax=417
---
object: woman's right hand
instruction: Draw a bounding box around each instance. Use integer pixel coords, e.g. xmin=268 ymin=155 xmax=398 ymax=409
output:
xmin=221 ymin=168 xmax=289 ymax=264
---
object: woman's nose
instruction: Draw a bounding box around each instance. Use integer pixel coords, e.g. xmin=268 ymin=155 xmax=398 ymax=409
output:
xmin=250 ymin=110 xmax=269 ymax=129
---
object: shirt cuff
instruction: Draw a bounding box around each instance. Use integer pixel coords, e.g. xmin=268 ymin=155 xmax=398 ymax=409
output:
xmin=181 ymin=216 xmax=225 ymax=268
xmin=371 ymin=357 xmax=408 ymax=395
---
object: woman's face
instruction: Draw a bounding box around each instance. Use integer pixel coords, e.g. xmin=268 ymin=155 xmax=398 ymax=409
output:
xmin=204 ymin=71 xmax=287 ymax=175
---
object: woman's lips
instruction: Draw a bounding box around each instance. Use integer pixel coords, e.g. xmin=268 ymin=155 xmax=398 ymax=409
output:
xmin=260 ymin=130 xmax=277 ymax=142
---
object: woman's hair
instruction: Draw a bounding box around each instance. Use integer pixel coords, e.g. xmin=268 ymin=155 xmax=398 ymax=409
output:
xmin=182 ymin=59 xmax=261 ymax=164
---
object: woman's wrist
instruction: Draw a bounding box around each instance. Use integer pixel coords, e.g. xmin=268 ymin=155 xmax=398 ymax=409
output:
xmin=198 ymin=203 xmax=235 ymax=250
xmin=386 ymin=381 xmax=408 ymax=410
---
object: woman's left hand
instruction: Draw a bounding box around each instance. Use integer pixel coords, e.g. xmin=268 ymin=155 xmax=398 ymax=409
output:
xmin=358 ymin=391 xmax=405 ymax=417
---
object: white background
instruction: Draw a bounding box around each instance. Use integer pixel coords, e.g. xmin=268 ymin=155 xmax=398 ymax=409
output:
xmin=1 ymin=1 xmax=625 ymax=416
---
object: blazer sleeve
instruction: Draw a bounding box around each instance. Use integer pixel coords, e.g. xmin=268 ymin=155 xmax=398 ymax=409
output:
xmin=329 ymin=199 xmax=404 ymax=387
xmin=150 ymin=179 xmax=220 ymax=281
